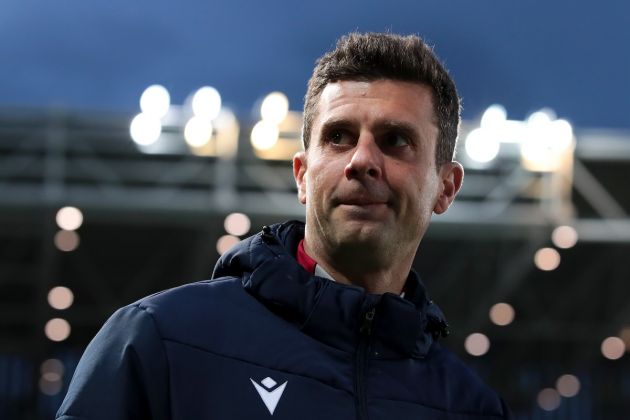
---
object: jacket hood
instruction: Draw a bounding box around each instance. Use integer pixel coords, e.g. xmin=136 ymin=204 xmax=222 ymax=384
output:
xmin=212 ymin=220 xmax=449 ymax=358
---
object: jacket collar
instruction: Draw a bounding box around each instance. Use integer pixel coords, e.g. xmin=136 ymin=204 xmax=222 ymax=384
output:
xmin=213 ymin=221 xmax=449 ymax=359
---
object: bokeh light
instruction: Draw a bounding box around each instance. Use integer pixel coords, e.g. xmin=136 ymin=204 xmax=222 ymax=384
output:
xmin=521 ymin=112 xmax=573 ymax=172
xmin=54 ymin=230 xmax=80 ymax=252
xmin=216 ymin=235 xmax=240 ymax=255
xmin=464 ymin=333 xmax=490 ymax=356
xmin=55 ymin=206 xmax=83 ymax=231
xmin=192 ymin=86 xmax=222 ymax=120
xmin=250 ymin=120 xmax=279 ymax=151
xmin=139 ymin=85 xmax=170 ymax=118
xmin=528 ymin=110 xmax=553 ymax=126
xmin=224 ymin=213 xmax=251 ymax=236
xmin=551 ymin=225 xmax=578 ymax=249
xmin=45 ymin=318 xmax=71 ymax=342
xmin=489 ymin=302 xmax=515 ymax=326
xmin=130 ymin=113 xmax=162 ymax=146
xmin=556 ymin=374 xmax=580 ymax=398
xmin=550 ymin=119 xmax=574 ymax=151
xmin=601 ymin=336 xmax=625 ymax=360
xmin=39 ymin=376 xmax=63 ymax=396
xmin=480 ymin=104 xmax=507 ymax=128
xmin=260 ymin=92 xmax=289 ymax=124
xmin=534 ymin=247 xmax=561 ymax=271
xmin=537 ymin=388 xmax=561 ymax=411
xmin=464 ymin=128 xmax=500 ymax=163
xmin=40 ymin=359 xmax=65 ymax=378
xmin=184 ymin=117 xmax=213 ymax=147
xmin=47 ymin=286 xmax=74 ymax=310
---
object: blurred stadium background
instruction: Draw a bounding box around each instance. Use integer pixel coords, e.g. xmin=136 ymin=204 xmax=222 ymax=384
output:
xmin=1 ymin=0 xmax=629 ymax=418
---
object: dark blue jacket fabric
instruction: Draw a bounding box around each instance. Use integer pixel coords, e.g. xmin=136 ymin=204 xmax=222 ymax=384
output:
xmin=57 ymin=221 xmax=511 ymax=419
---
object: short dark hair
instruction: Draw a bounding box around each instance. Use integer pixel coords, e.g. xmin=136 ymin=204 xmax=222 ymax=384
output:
xmin=303 ymin=32 xmax=460 ymax=166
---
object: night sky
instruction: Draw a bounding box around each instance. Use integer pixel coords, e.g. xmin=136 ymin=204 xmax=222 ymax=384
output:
xmin=3 ymin=0 xmax=629 ymax=129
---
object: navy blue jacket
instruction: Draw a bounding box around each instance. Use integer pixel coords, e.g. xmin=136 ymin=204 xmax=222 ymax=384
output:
xmin=57 ymin=221 xmax=510 ymax=419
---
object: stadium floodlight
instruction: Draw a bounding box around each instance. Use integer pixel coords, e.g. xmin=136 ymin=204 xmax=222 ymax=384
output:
xmin=250 ymin=120 xmax=279 ymax=151
xmin=192 ymin=86 xmax=222 ymax=120
xmin=261 ymin=92 xmax=289 ymax=124
xmin=464 ymin=104 xmax=507 ymax=164
xmin=465 ymin=128 xmax=501 ymax=163
xmin=464 ymin=105 xmax=574 ymax=172
xmin=480 ymin=104 xmax=507 ymax=129
xmin=130 ymin=113 xmax=162 ymax=146
xmin=521 ymin=111 xmax=574 ymax=172
xmin=184 ymin=116 xmax=214 ymax=148
xmin=139 ymin=85 xmax=170 ymax=118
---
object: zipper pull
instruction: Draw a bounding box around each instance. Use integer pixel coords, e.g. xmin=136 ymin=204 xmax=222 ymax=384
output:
xmin=261 ymin=225 xmax=276 ymax=243
xmin=359 ymin=307 xmax=376 ymax=335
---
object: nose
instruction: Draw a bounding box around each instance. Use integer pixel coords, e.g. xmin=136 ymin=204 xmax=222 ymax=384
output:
xmin=344 ymin=136 xmax=383 ymax=180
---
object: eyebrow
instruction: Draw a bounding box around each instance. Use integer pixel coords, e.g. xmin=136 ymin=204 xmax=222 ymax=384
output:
xmin=320 ymin=118 xmax=419 ymax=134
xmin=374 ymin=120 xmax=419 ymax=140
xmin=318 ymin=117 xmax=356 ymax=133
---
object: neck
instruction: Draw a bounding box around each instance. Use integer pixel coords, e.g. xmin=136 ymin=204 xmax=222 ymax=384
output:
xmin=303 ymin=233 xmax=417 ymax=295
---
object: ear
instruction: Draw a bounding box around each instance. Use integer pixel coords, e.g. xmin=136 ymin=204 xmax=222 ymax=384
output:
xmin=293 ymin=151 xmax=308 ymax=205
xmin=433 ymin=161 xmax=464 ymax=214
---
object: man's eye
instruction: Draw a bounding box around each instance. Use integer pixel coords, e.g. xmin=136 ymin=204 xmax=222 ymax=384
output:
xmin=384 ymin=133 xmax=410 ymax=147
xmin=328 ymin=130 xmax=353 ymax=145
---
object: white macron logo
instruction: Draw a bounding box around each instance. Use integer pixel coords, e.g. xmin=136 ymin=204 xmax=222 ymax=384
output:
xmin=250 ymin=376 xmax=288 ymax=415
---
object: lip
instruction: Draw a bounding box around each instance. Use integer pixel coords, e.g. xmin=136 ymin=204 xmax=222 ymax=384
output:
xmin=340 ymin=199 xmax=388 ymax=206
xmin=337 ymin=199 xmax=391 ymax=213
xmin=337 ymin=202 xmax=390 ymax=220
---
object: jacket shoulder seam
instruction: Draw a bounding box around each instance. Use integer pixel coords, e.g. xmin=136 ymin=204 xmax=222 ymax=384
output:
xmin=371 ymin=395 xmax=506 ymax=418
xmin=162 ymin=337 xmax=352 ymax=396
xmin=129 ymin=303 xmax=173 ymax=417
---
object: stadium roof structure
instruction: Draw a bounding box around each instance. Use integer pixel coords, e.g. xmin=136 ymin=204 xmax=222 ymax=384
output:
xmin=1 ymin=108 xmax=629 ymax=417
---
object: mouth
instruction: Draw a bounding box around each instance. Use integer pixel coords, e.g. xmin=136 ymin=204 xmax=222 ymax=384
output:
xmin=340 ymin=198 xmax=389 ymax=206
xmin=332 ymin=191 xmax=392 ymax=208
xmin=336 ymin=196 xmax=393 ymax=214
xmin=332 ymin=188 xmax=393 ymax=210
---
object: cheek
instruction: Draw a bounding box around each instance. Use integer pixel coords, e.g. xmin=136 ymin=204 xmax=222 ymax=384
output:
xmin=306 ymin=166 xmax=326 ymax=207
xmin=306 ymin=169 xmax=320 ymax=196
xmin=402 ymin=177 xmax=436 ymax=213
xmin=309 ymin=160 xmax=334 ymax=192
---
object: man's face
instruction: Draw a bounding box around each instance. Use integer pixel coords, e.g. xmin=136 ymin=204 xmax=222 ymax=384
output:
xmin=294 ymin=79 xmax=462 ymax=259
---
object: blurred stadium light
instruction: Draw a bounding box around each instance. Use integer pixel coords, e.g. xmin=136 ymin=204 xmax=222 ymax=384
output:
xmin=250 ymin=91 xmax=302 ymax=160
xmin=0 ymin=99 xmax=630 ymax=418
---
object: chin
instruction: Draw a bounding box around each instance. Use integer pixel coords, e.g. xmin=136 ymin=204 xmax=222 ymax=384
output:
xmin=333 ymin=227 xmax=386 ymax=251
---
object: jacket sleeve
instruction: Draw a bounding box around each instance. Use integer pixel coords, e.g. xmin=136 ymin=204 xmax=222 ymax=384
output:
xmin=501 ymin=396 xmax=515 ymax=419
xmin=56 ymin=304 xmax=170 ymax=420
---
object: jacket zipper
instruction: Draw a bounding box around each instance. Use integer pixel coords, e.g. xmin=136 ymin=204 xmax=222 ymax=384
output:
xmin=355 ymin=307 xmax=375 ymax=420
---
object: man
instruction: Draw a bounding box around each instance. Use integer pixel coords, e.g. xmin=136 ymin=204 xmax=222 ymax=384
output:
xmin=57 ymin=33 xmax=511 ymax=419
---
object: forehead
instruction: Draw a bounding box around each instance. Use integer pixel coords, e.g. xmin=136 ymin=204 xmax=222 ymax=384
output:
xmin=315 ymin=79 xmax=437 ymax=129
